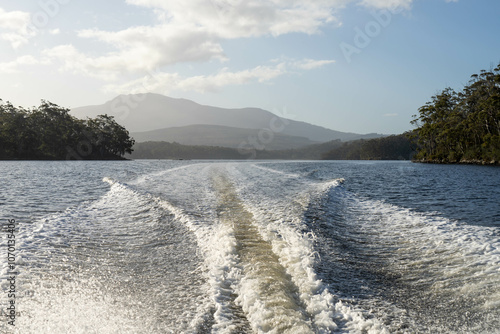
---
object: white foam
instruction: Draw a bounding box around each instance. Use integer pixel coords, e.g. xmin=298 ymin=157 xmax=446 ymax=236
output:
xmin=146 ymin=163 xmax=355 ymax=332
xmin=251 ymin=163 xmax=302 ymax=179
xmin=129 ymin=162 xmax=203 ymax=185
xmin=7 ymin=177 xmax=211 ymax=334
xmin=150 ymin=166 xmax=247 ymax=333
xmin=352 ymin=195 xmax=500 ymax=316
xmin=224 ymin=163 xmax=390 ymax=333
xmin=100 ymin=177 xmax=216 ymax=332
xmin=18 ymin=161 xmax=499 ymax=333
xmin=12 ymin=277 xmax=154 ymax=334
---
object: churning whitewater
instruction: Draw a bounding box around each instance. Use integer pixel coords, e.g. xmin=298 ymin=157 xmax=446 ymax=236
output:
xmin=2 ymin=161 xmax=500 ymax=333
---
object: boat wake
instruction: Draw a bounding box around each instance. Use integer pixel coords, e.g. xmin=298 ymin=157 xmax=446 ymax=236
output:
xmin=4 ymin=162 xmax=500 ymax=333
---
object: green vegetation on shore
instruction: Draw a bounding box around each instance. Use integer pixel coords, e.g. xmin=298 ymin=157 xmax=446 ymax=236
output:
xmin=129 ymin=140 xmax=346 ymax=160
xmin=410 ymin=64 xmax=500 ymax=165
xmin=321 ymin=134 xmax=414 ymax=160
xmin=0 ymin=100 xmax=135 ymax=160
xmin=129 ymin=136 xmax=415 ymax=161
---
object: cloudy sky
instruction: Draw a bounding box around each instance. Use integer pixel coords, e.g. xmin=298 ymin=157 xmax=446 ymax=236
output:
xmin=1 ymin=0 xmax=499 ymax=134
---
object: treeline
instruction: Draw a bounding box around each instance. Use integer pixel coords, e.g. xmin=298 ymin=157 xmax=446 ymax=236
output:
xmin=0 ymin=100 xmax=135 ymax=160
xmin=129 ymin=138 xmax=413 ymax=160
xmin=130 ymin=141 xmax=249 ymax=159
xmin=129 ymin=140 xmax=346 ymax=160
xmin=410 ymin=64 xmax=500 ymax=164
xmin=321 ymin=134 xmax=414 ymax=160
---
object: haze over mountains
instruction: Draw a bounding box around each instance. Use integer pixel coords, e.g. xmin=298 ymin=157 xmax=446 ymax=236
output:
xmin=71 ymin=93 xmax=382 ymax=149
xmin=131 ymin=124 xmax=318 ymax=150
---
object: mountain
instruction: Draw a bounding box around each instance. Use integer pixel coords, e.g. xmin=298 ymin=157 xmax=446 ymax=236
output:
xmin=131 ymin=124 xmax=318 ymax=150
xmin=71 ymin=93 xmax=382 ymax=145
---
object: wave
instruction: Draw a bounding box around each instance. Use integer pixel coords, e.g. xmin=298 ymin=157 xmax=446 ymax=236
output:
xmin=6 ymin=177 xmax=210 ymax=334
xmin=219 ymin=164 xmax=390 ymax=333
xmin=6 ymin=161 xmax=500 ymax=333
xmin=354 ymin=198 xmax=500 ymax=331
xmin=121 ymin=163 xmax=391 ymax=332
xmin=305 ymin=180 xmax=500 ymax=333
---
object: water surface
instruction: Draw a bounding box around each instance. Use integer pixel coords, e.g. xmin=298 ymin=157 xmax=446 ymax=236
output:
xmin=1 ymin=160 xmax=499 ymax=333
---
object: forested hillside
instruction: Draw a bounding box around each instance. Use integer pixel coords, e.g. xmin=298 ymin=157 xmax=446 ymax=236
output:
xmin=0 ymin=100 xmax=135 ymax=160
xmin=129 ymin=140 xmax=345 ymax=160
xmin=410 ymin=64 xmax=500 ymax=164
xmin=321 ymin=134 xmax=414 ymax=160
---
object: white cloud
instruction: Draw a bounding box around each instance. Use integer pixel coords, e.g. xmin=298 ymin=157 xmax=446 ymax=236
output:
xmin=359 ymin=0 xmax=413 ymax=10
xmin=0 ymin=55 xmax=45 ymax=73
xmin=35 ymin=0 xmax=421 ymax=96
xmin=103 ymin=57 xmax=335 ymax=95
xmin=67 ymin=0 xmax=415 ymax=77
xmin=42 ymin=44 xmax=125 ymax=81
xmin=293 ymin=59 xmax=336 ymax=70
xmin=104 ymin=71 xmax=179 ymax=95
xmin=0 ymin=8 xmax=31 ymax=31
xmin=30 ymin=0 xmax=338 ymax=98
xmin=37 ymin=0 xmax=420 ymax=79
xmin=77 ymin=25 xmax=226 ymax=72
xmin=178 ymin=65 xmax=287 ymax=92
xmin=44 ymin=41 xmax=224 ymax=84
xmin=61 ymin=0 xmax=342 ymax=77
xmin=0 ymin=8 xmax=35 ymax=48
xmin=126 ymin=0 xmax=346 ymax=37
xmin=104 ymin=62 xmax=288 ymax=95
xmin=39 ymin=0 xmax=342 ymax=82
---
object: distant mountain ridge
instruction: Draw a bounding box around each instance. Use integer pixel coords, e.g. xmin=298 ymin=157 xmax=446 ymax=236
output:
xmin=131 ymin=124 xmax=318 ymax=150
xmin=71 ymin=93 xmax=383 ymax=148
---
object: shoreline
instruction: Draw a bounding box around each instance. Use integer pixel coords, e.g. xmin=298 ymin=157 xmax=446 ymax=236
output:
xmin=0 ymin=156 xmax=130 ymax=161
xmin=412 ymin=159 xmax=499 ymax=166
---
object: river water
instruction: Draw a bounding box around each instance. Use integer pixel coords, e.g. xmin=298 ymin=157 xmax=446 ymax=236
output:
xmin=1 ymin=160 xmax=499 ymax=333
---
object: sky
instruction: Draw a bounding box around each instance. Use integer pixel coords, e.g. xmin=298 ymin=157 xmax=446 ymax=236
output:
xmin=0 ymin=0 xmax=499 ymax=135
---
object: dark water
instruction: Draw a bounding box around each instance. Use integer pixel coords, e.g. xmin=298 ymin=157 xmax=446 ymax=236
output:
xmin=1 ymin=160 xmax=499 ymax=333
xmin=269 ymin=161 xmax=500 ymax=228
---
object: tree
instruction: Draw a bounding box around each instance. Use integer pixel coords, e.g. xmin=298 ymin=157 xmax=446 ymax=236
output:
xmin=85 ymin=114 xmax=135 ymax=157
xmin=321 ymin=134 xmax=414 ymax=160
xmin=0 ymin=100 xmax=135 ymax=160
xmin=411 ymin=63 xmax=500 ymax=164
